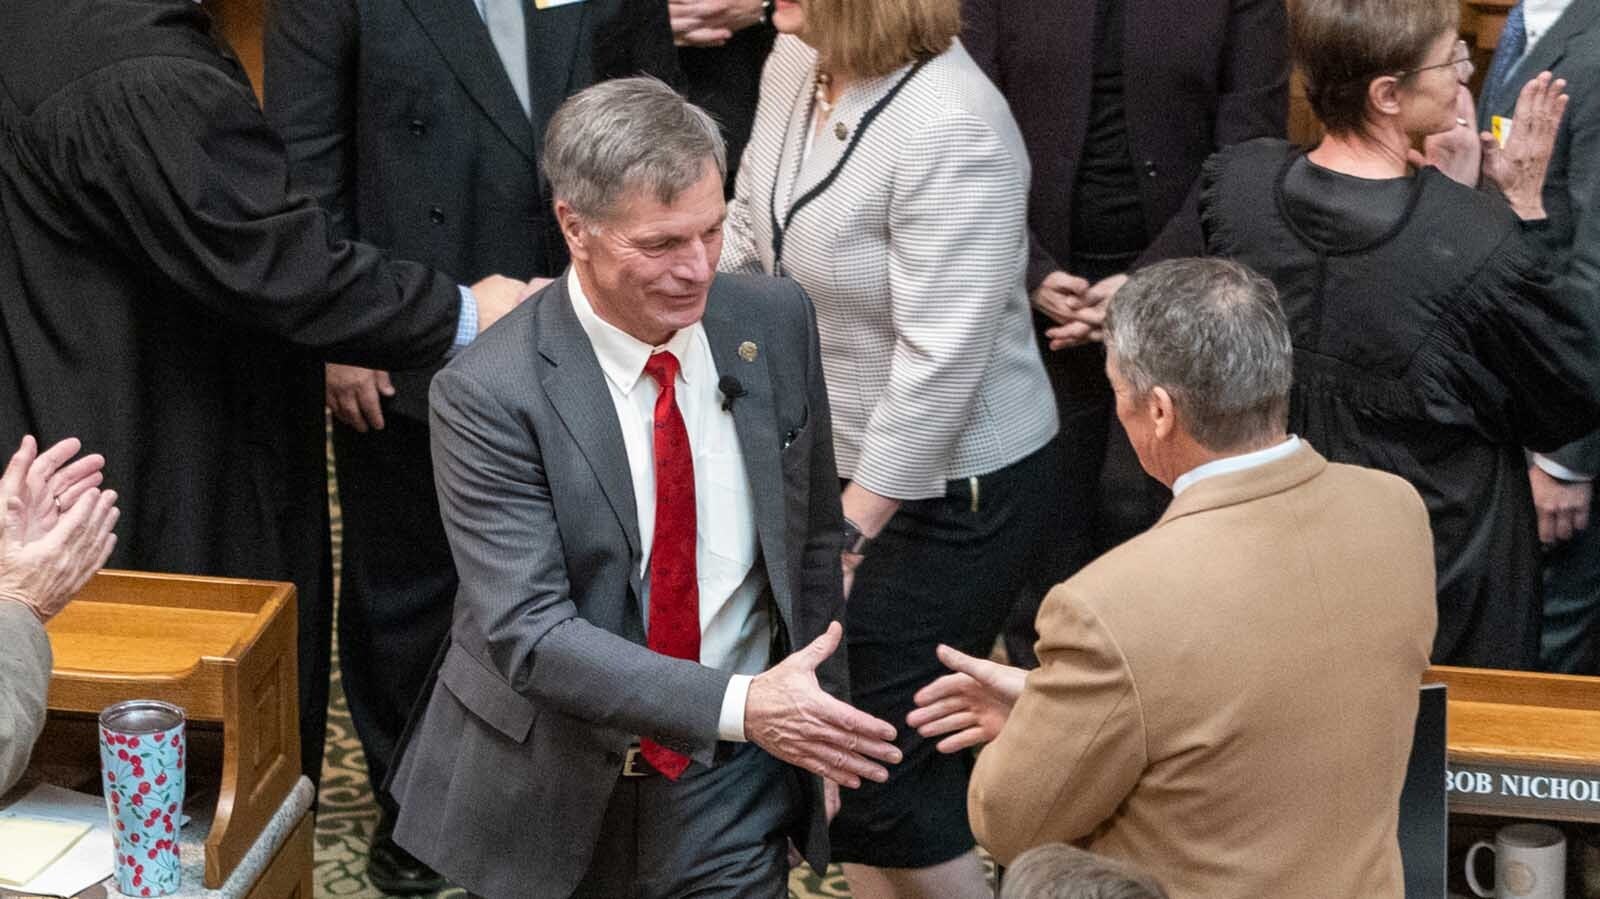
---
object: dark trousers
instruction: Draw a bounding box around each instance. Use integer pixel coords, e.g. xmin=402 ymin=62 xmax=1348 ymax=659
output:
xmin=470 ymin=744 xmax=792 ymax=899
xmin=1002 ymin=338 xmax=1170 ymax=668
xmin=331 ymin=413 xmax=457 ymax=820
xmin=831 ymin=444 xmax=1059 ymax=867
xmin=1541 ymin=520 xmax=1600 ymax=675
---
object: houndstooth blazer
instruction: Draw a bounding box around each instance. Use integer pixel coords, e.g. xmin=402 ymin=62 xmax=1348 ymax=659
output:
xmin=723 ymin=35 xmax=1057 ymax=500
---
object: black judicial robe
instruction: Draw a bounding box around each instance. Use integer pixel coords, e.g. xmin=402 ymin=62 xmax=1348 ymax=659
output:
xmin=1200 ymin=138 xmax=1600 ymax=669
xmin=0 ymin=0 xmax=461 ymax=779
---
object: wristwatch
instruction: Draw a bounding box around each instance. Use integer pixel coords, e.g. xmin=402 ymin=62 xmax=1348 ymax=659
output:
xmin=841 ymin=517 xmax=872 ymax=556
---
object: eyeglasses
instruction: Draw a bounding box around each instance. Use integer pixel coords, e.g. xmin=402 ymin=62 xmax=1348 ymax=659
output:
xmin=1398 ymin=40 xmax=1474 ymax=83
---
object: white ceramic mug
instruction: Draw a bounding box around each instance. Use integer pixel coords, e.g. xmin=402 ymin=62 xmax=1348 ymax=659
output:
xmin=1465 ymin=823 xmax=1566 ymax=899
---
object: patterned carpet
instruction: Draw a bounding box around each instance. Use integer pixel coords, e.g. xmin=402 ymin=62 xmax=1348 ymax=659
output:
xmin=315 ymin=437 xmax=859 ymax=898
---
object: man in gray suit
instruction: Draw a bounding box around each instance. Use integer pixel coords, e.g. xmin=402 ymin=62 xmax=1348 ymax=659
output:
xmin=388 ymin=78 xmax=901 ymax=899
xmin=1475 ymin=0 xmax=1600 ymax=673
xmin=1 ymin=436 xmax=120 ymax=794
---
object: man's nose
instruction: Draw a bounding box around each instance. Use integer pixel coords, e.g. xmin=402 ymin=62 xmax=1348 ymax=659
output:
xmin=673 ymin=237 xmax=715 ymax=283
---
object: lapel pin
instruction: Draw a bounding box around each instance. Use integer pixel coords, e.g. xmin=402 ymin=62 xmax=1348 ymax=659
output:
xmin=834 ymin=122 xmax=849 ymax=141
xmin=738 ymin=341 xmax=759 ymax=362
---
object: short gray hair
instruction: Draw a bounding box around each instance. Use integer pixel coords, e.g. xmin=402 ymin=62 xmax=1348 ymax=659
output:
xmin=999 ymin=844 xmax=1169 ymax=899
xmin=1105 ymin=258 xmax=1294 ymax=452
xmin=541 ymin=76 xmax=727 ymax=222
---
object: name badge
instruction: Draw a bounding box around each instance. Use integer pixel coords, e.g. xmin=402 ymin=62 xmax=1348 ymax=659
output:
xmin=533 ymin=0 xmax=585 ymax=8
xmin=1492 ymin=115 xmax=1513 ymax=147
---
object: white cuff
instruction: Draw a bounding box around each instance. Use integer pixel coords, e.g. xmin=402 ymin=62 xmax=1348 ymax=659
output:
xmin=717 ymin=674 xmax=753 ymax=742
xmin=1534 ymin=454 xmax=1594 ymax=483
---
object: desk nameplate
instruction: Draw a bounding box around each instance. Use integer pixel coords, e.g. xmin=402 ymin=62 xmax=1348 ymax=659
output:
xmin=1448 ymin=759 xmax=1600 ymax=822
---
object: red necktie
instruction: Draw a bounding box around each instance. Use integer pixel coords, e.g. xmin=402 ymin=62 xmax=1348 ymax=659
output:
xmin=641 ymin=351 xmax=699 ymax=779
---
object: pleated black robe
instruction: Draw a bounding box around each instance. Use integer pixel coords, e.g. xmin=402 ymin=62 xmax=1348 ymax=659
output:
xmin=1201 ymin=138 xmax=1600 ymax=669
xmin=0 ymin=0 xmax=462 ymax=782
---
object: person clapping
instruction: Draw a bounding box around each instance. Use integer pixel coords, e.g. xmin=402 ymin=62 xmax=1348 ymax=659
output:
xmin=0 ymin=436 xmax=120 ymax=793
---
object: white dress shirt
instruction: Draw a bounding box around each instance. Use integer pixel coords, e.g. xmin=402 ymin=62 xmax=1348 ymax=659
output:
xmin=1523 ymin=0 xmax=1577 ymax=61
xmin=568 ymin=270 xmax=767 ymax=742
xmin=1172 ymin=436 xmax=1303 ymax=497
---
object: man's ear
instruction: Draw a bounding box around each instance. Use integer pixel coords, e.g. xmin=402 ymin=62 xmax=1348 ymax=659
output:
xmin=1367 ymin=74 xmax=1404 ymax=120
xmin=1149 ymin=386 xmax=1178 ymax=441
xmin=555 ymin=199 xmax=592 ymax=263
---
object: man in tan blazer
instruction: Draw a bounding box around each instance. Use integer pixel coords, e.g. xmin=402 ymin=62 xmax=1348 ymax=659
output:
xmin=909 ymin=258 xmax=1437 ymax=899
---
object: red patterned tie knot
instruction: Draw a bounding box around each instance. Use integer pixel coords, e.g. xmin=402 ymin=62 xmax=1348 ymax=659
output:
xmin=643 ymin=351 xmax=680 ymax=390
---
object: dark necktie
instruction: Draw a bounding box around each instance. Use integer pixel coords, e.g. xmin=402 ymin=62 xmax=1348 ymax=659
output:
xmin=1484 ymin=3 xmax=1528 ymax=111
xmin=640 ymin=351 xmax=699 ymax=780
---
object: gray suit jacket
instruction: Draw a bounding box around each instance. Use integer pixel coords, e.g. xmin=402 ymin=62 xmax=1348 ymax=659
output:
xmin=0 ymin=602 xmax=50 ymax=795
xmin=390 ymin=273 xmax=847 ymax=898
xmin=1481 ymin=1 xmax=1600 ymax=473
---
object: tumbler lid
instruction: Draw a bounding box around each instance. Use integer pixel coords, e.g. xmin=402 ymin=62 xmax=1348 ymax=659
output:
xmin=99 ymin=699 xmax=185 ymax=734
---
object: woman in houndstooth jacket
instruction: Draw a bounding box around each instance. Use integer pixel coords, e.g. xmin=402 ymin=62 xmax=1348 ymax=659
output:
xmin=722 ymin=0 xmax=1058 ymax=894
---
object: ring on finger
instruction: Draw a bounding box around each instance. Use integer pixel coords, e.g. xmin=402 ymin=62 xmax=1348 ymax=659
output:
xmin=53 ymin=494 xmax=63 ymax=514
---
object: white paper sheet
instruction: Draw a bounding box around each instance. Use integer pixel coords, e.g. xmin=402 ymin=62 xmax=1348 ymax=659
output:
xmin=0 ymin=784 xmax=114 ymax=897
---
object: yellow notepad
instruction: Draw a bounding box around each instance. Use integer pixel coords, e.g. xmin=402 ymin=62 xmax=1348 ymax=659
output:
xmin=0 ymin=816 xmax=93 ymax=886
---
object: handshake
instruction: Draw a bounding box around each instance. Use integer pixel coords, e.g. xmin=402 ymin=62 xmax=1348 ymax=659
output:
xmin=744 ymin=626 xmax=1025 ymax=798
xmin=1032 ymin=271 xmax=1129 ymax=351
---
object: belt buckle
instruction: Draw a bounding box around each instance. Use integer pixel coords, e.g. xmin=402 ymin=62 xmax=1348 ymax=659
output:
xmin=621 ymin=745 xmax=651 ymax=778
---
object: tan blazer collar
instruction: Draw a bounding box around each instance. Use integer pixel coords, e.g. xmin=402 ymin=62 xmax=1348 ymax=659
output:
xmin=1155 ymin=444 xmax=1329 ymax=527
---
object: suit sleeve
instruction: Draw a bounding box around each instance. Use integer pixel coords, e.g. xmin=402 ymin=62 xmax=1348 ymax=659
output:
xmin=959 ymin=0 xmax=1065 ymax=292
xmin=1212 ymin=0 xmax=1289 ymax=147
xmin=0 ymin=602 xmax=51 ymax=795
xmin=854 ymin=110 xmax=1030 ymax=499
xmin=624 ymin=0 xmax=684 ymax=86
xmin=263 ymin=0 xmax=359 ymax=243
xmin=1538 ymin=82 xmax=1600 ymax=475
xmin=1139 ymin=0 xmax=1285 ymax=267
xmin=969 ymin=583 xmax=1147 ymax=864
xmin=48 ymin=57 xmax=460 ymax=370
xmin=792 ymin=282 xmax=849 ymax=701
xmin=429 ymin=366 xmax=732 ymax=764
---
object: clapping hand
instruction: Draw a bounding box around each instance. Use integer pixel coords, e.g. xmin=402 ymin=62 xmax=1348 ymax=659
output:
xmin=1484 ymin=71 xmax=1569 ymax=220
xmin=745 ymin=621 xmax=902 ymax=788
xmin=0 ymin=436 xmax=119 ymax=622
xmin=906 ymin=644 xmax=1027 ymax=753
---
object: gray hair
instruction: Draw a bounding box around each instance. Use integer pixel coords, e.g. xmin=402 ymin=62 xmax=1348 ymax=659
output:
xmin=999 ymin=844 xmax=1169 ymax=899
xmin=1105 ymin=258 xmax=1294 ymax=452
xmin=541 ymin=76 xmax=727 ymax=222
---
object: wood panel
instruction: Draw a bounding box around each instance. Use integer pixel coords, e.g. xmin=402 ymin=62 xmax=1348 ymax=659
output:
xmin=44 ymin=570 xmax=299 ymax=889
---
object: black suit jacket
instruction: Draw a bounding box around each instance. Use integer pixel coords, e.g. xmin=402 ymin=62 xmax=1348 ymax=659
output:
xmin=962 ymin=0 xmax=1289 ymax=289
xmin=1478 ymin=1 xmax=1600 ymax=474
xmin=265 ymin=0 xmax=679 ymax=421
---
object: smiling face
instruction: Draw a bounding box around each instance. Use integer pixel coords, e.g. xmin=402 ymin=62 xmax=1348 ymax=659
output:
xmin=560 ymin=161 xmax=726 ymax=346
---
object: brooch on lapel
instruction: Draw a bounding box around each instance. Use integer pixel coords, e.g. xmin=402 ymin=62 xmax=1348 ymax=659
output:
xmin=738 ymin=341 xmax=759 ymax=363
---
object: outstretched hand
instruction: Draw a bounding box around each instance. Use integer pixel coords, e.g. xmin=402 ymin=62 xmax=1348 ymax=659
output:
xmin=1484 ymin=71 xmax=1569 ymax=220
xmin=906 ymin=644 xmax=1027 ymax=753
xmin=745 ymin=621 xmax=901 ymax=788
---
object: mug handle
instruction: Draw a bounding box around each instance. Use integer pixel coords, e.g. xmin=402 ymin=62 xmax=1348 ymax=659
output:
xmin=1465 ymin=839 xmax=1496 ymax=898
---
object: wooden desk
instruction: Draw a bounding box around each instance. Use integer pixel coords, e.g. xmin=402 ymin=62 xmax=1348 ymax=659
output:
xmin=1428 ymin=666 xmax=1600 ymax=823
xmin=43 ymin=571 xmax=302 ymax=889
